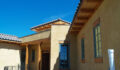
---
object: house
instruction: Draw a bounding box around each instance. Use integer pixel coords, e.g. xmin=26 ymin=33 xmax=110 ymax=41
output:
xmin=0 ymin=0 xmax=120 ymax=70
xmin=20 ymin=19 xmax=70 ymax=70
xmin=0 ymin=33 xmax=22 ymax=70
xmin=69 ymin=0 xmax=120 ymax=70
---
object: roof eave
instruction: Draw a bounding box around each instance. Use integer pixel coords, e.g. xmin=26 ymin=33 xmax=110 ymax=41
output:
xmin=69 ymin=0 xmax=103 ymax=34
xmin=31 ymin=19 xmax=71 ymax=32
xmin=0 ymin=39 xmax=22 ymax=45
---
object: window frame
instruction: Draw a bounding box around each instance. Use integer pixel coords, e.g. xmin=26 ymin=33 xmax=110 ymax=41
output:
xmin=59 ymin=43 xmax=70 ymax=69
xmin=81 ymin=37 xmax=85 ymax=63
xmin=93 ymin=18 xmax=102 ymax=58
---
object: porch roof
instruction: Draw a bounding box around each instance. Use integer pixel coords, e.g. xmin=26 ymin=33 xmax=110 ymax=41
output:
xmin=20 ymin=29 xmax=51 ymax=44
xmin=0 ymin=33 xmax=21 ymax=44
xmin=0 ymin=33 xmax=21 ymax=42
xmin=69 ymin=0 xmax=103 ymax=34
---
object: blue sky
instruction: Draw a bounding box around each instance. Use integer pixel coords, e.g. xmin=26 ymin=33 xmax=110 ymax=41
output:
xmin=0 ymin=0 xmax=80 ymax=37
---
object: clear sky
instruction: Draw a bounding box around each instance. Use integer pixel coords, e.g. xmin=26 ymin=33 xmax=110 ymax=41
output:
xmin=0 ymin=0 xmax=80 ymax=37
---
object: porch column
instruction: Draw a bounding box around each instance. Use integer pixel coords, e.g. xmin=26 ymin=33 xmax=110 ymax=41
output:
xmin=25 ymin=44 xmax=29 ymax=70
xmin=38 ymin=43 xmax=42 ymax=70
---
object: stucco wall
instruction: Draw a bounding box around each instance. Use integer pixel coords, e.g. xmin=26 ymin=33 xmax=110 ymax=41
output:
xmin=50 ymin=25 xmax=70 ymax=70
xmin=70 ymin=0 xmax=120 ymax=70
xmin=0 ymin=43 xmax=21 ymax=70
xmin=68 ymin=34 xmax=78 ymax=70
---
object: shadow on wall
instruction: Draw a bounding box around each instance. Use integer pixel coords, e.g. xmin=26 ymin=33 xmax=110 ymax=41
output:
xmin=53 ymin=56 xmax=59 ymax=70
xmin=52 ymin=33 xmax=74 ymax=70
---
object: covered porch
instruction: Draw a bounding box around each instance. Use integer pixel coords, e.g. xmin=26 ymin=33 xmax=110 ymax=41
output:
xmin=21 ymin=38 xmax=50 ymax=70
xmin=20 ymin=29 xmax=51 ymax=70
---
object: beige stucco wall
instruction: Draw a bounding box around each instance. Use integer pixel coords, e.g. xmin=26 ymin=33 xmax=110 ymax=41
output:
xmin=20 ymin=29 xmax=51 ymax=43
xmin=70 ymin=0 xmax=120 ymax=70
xmin=68 ymin=34 xmax=78 ymax=70
xmin=28 ymin=44 xmax=42 ymax=70
xmin=0 ymin=43 xmax=21 ymax=70
xmin=50 ymin=25 xmax=70 ymax=70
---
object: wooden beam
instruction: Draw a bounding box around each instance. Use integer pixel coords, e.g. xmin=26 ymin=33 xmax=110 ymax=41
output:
xmin=77 ymin=16 xmax=89 ymax=20
xmin=34 ymin=24 xmax=51 ymax=32
xmin=72 ymin=25 xmax=82 ymax=27
xmin=70 ymin=31 xmax=79 ymax=34
xmin=72 ymin=27 xmax=82 ymax=30
xmin=70 ymin=30 xmax=80 ymax=31
xmin=80 ymin=8 xmax=95 ymax=13
xmin=43 ymin=24 xmax=51 ymax=27
xmin=36 ymin=27 xmax=50 ymax=32
xmin=38 ymin=43 xmax=42 ymax=70
xmin=86 ymin=0 xmax=103 ymax=3
xmin=23 ymin=38 xmax=49 ymax=45
xmin=25 ymin=44 xmax=29 ymax=70
xmin=0 ymin=39 xmax=21 ymax=45
xmin=75 ymin=18 xmax=88 ymax=23
xmin=74 ymin=22 xmax=85 ymax=26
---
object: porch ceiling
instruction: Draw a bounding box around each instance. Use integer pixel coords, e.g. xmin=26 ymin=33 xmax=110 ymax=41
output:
xmin=28 ymin=38 xmax=50 ymax=52
xmin=70 ymin=0 xmax=103 ymax=34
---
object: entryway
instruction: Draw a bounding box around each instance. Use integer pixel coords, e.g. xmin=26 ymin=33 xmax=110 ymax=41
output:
xmin=42 ymin=52 xmax=50 ymax=70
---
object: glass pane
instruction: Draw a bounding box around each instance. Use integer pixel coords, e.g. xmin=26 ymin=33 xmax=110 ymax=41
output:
xmin=60 ymin=46 xmax=67 ymax=60
xmin=96 ymin=42 xmax=99 ymax=57
xmin=94 ymin=24 xmax=102 ymax=57
xmin=81 ymin=38 xmax=85 ymax=59
xmin=98 ymin=25 xmax=101 ymax=34
xmin=95 ymin=27 xmax=98 ymax=35
xmin=96 ymin=36 xmax=98 ymax=42
xmin=32 ymin=50 xmax=35 ymax=62
xmin=60 ymin=44 xmax=69 ymax=69
xmin=99 ymin=46 xmax=102 ymax=56
xmin=98 ymin=34 xmax=101 ymax=41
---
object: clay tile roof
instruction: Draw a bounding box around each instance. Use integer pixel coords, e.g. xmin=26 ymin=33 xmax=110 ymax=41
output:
xmin=0 ymin=33 xmax=21 ymax=42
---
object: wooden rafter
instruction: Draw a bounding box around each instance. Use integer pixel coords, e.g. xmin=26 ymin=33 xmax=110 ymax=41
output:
xmin=77 ymin=16 xmax=89 ymax=20
xmin=72 ymin=25 xmax=82 ymax=27
xmin=32 ymin=20 xmax=70 ymax=32
xmin=72 ymin=27 xmax=81 ymax=30
xmin=35 ymin=26 xmax=51 ymax=32
xmin=22 ymin=38 xmax=50 ymax=45
xmin=70 ymin=0 xmax=103 ymax=34
xmin=73 ymin=22 xmax=85 ymax=26
xmin=80 ymin=8 xmax=95 ymax=13
xmin=70 ymin=31 xmax=79 ymax=34
xmin=86 ymin=0 xmax=103 ymax=3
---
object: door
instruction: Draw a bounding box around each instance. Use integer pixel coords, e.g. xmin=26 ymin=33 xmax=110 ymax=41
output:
xmin=42 ymin=53 xmax=50 ymax=70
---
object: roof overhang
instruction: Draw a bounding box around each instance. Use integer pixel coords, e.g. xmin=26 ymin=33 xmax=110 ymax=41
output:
xmin=20 ymin=29 xmax=51 ymax=44
xmin=70 ymin=0 xmax=103 ymax=34
xmin=31 ymin=19 xmax=70 ymax=32
xmin=21 ymin=38 xmax=50 ymax=45
xmin=0 ymin=39 xmax=21 ymax=45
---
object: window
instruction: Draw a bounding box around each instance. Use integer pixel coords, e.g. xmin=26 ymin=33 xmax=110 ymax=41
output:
xmin=59 ymin=43 xmax=69 ymax=69
xmin=32 ymin=49 xmax=35 ymax=62
xmin=81 ymin=38 xmax=85 ymax=60
xmin=93 ymin=23 xmax=102 ymax=58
